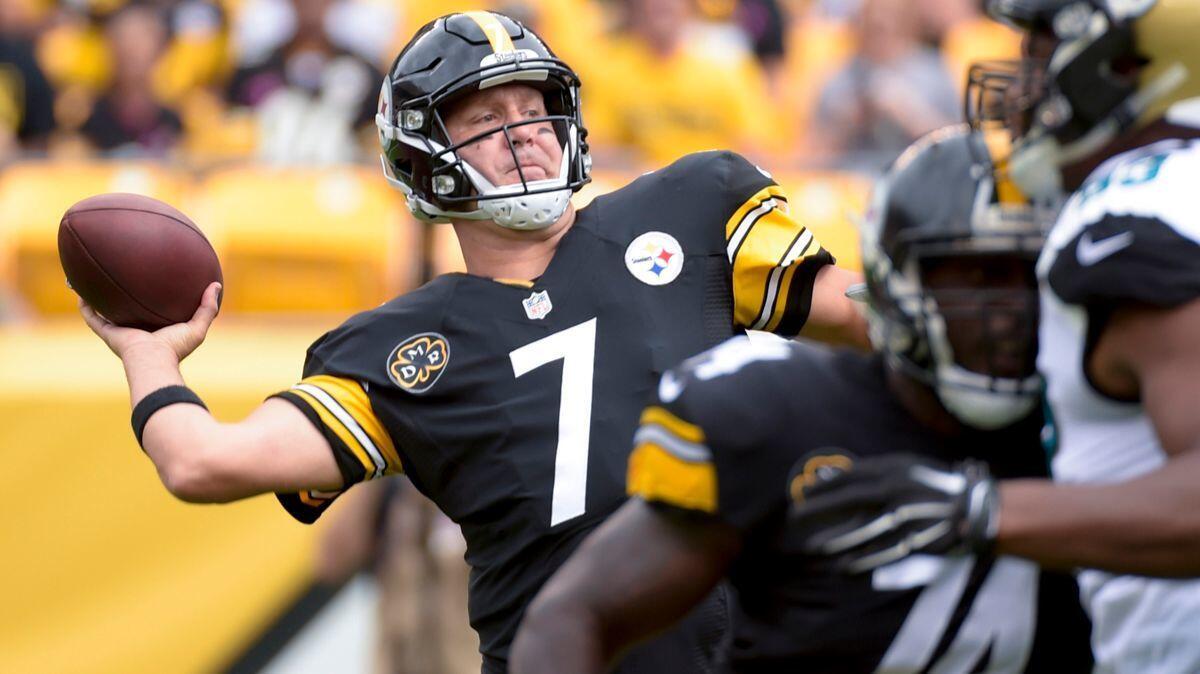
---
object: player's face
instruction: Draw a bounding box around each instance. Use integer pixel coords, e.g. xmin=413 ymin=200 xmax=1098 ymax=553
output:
xmin=920 ymin=255 xmax=1039 ymax=380
xmin=441 ymin=84 xmax=563 ymax=187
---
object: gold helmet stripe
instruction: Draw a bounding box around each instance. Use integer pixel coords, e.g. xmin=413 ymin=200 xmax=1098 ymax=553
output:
xmin=463 ymin=11 xmax=516 ymax=54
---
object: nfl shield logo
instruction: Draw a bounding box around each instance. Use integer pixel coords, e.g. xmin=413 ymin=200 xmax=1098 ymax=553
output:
xmin=522 ymin=290 xmax=553 ymax=320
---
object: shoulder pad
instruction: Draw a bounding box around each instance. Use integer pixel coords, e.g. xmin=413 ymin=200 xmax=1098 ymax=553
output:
xmin=1043 ymin=140 xmax=1200 ymax=308
xmin=632 ymin=336 xmax=831 ymax=529
xmin=654 ymin=150 xmax=777 ymax=202
xmin=592 ymin=151 xmax=779 ymax=247
xmin=1044 ymin=212 xmax=1200 ymax=309
xmin=1059 ymin=139 xmax=1200 ymax=242
xmin=658 ymin=335 xmax=809 ymax=435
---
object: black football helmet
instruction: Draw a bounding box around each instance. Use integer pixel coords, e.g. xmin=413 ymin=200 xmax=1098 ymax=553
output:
xmin=376 ymin=11 xmax=591 ymax=229
xmin=983 ymin=0 xmax=1200 ymax=199
xmin=862 ymin=126 xmax=1053 ymax=429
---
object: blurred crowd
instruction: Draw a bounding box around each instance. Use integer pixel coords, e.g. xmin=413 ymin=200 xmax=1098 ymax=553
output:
xmin=0 ymin=0 xmax=1019 ymax=173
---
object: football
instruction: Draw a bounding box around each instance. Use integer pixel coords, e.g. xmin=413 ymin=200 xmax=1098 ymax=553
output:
xmin=58 ymin=193 xmax=222 ymax=330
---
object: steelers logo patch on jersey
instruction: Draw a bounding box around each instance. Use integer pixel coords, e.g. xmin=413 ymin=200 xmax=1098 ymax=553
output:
xmin=386 ymin=332 xmax=450 ymax=394
xmin=788 ymin=451 xmax=855 ymax=506
xmin=625 ymin=231 xmax=684 ymax=286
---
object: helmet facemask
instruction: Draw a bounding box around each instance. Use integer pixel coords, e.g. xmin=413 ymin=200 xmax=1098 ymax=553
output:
xmin=864 ymin=147 xmax=1051 ymax=430
xmin=966 ymin=58 xmax=1051 ymax=142
xmin=985 ymin=0 xmax=1194 ymax=200
xmin=914 ymin=247 xmax=1043 ymax=430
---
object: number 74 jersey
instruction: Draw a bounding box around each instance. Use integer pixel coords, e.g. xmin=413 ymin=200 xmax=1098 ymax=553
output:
xmin=627 ymin=338 xmax=1094 ymax=672
xmin=268 ymin=151 xmax=834 ymax=662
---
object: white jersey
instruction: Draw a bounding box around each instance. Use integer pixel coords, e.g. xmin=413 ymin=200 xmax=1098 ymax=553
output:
xmin=1037 ymin=139 xmax=1200 ymax=673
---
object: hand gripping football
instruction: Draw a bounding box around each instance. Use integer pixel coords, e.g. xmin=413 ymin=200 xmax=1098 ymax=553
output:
xmin=58 ymin=193 xmax=223 ymax=330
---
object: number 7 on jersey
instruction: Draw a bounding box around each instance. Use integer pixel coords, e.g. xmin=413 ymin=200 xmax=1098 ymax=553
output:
xmin=510 ymin=318 xmax=598 ymax=526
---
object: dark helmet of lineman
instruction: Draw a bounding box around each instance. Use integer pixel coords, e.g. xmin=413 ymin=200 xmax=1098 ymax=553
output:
xmin=861 ymin=126 xmax=1054 ymax=429
xmin=981 ymin=0 xmax=1200 ymax=200
xmin=376 ymin=11 xmax=591 ymax=230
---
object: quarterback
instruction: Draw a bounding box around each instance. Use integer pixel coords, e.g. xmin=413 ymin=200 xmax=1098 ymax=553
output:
xmin=791 ymin=2 xmax=1200 ymax=672
xmin=511 ymin=128 xmax=1093 ymax=674
xmin=79 ymin=11 xmax=865 ymax=672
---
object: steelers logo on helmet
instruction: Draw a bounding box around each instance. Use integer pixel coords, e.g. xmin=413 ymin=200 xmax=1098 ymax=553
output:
xmin=625 ymin=231 xmax=685 ymax=286
xmin=387 ymin=333 xmax=450 ymax=394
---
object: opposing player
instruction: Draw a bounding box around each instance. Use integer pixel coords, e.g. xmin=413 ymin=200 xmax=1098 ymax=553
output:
xmin=510 ymin=127 xmax=1093 ymax=673
xmin=78 ymin=11 xmax=867 ymax=672
xmin=790 ymin=2 xmax=1200 ymax=671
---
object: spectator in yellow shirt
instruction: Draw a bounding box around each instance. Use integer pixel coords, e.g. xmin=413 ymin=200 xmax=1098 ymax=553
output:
xmin=583 ymin=0 xmax=776 ymax=167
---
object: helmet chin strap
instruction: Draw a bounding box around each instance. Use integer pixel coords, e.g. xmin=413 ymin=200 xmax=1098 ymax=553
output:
xmin=457 ymin=145 xmax=573 ymax=230
xmin=935 ymin=366 xmax=1041 ymax=430
xmin=388 ymin=121 xmax=582 ymax=229
xmin=924 ymin=301 xmax=1040 ymax=430
xmin=1007 ymin=135 xmax=1065 ymax=202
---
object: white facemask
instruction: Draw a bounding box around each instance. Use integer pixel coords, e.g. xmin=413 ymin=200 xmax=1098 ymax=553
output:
xmin=457 ymin=143 xmax=574 ymax=230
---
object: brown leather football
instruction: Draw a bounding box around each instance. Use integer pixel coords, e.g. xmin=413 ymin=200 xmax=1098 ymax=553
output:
xmin=59 ymin=193 xmax=222 ymax=330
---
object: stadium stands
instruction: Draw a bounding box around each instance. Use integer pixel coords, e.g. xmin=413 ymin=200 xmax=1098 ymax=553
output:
xmin=775 ymin=169 xmax=871 ymax=271
xmin=195 ymin=164 xmax=412 ymax=314
xmin=0 ymin=323 xmax=324 ymax=674
xmin=0 ymin=160 xmax=867 ymax=322
xmin=0 ymin=160 xmax=189 ymax=316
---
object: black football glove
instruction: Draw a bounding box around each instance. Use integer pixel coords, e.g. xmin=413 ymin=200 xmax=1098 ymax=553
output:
xmin=788 ymin=452 xmax=999 ymax=574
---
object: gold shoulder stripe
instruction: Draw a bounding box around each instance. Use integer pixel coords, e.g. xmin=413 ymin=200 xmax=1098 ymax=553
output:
xmin=627 ymin=442 xmax=717 ymax=514
xmin=295 ymin=371 xmax=403 ymax=472
xmin=289 ymin=387 xmax=377 ymax=477
xmin=761 ymin=259 xmax=804 ymax=333
xmin=463 ymin=11 xmax=516 ymax=53
xmin=725 ymin=185 xmax=787 ymax=249
xmin=729 ymin=200 xmax=824 ymax=331
xmin=640 ymin=406 xmax=705 ymax=444
xmin=750 ymin=227 xmax=816 ymax=331
xmin=300 ymin=375 xmax=403 ymax=474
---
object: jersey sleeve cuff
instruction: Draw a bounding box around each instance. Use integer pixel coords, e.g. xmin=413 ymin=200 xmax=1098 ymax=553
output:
xmin=272 ymin=390 xmax=368 ymax=486
xmin=773 ymin=247 xmax=836 ymax=337
xmin=275 ymin=489 xmax=345 ymax=525
xmin=269 ymin=390 xmax=367 ymax=524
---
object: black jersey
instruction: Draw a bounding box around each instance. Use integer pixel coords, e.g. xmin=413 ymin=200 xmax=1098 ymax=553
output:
xmin=270 ymin=151 xmax=834 ymax=666
xmin=627 ymin=337 xmax=1093 ymax=673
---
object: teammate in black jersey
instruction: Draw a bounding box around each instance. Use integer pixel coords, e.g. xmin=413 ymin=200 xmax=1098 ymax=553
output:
xmin=78 ymin=11 xmax=868 ymax=672
xmin=510 ymin=127 xmax=1094 ymax=673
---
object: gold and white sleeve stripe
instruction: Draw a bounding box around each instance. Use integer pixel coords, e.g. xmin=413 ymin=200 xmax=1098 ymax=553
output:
xmin=627 ymin=406 xmax=717 ymax=514
xmin=284 ymin=374 xmax=403 ymax=480
xmin=726 ymin=185 xmax=828 ymax=333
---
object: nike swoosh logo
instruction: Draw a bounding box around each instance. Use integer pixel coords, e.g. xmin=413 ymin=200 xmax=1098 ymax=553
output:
xmin=1076 ymin=230 xmax=1134 ymax=266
